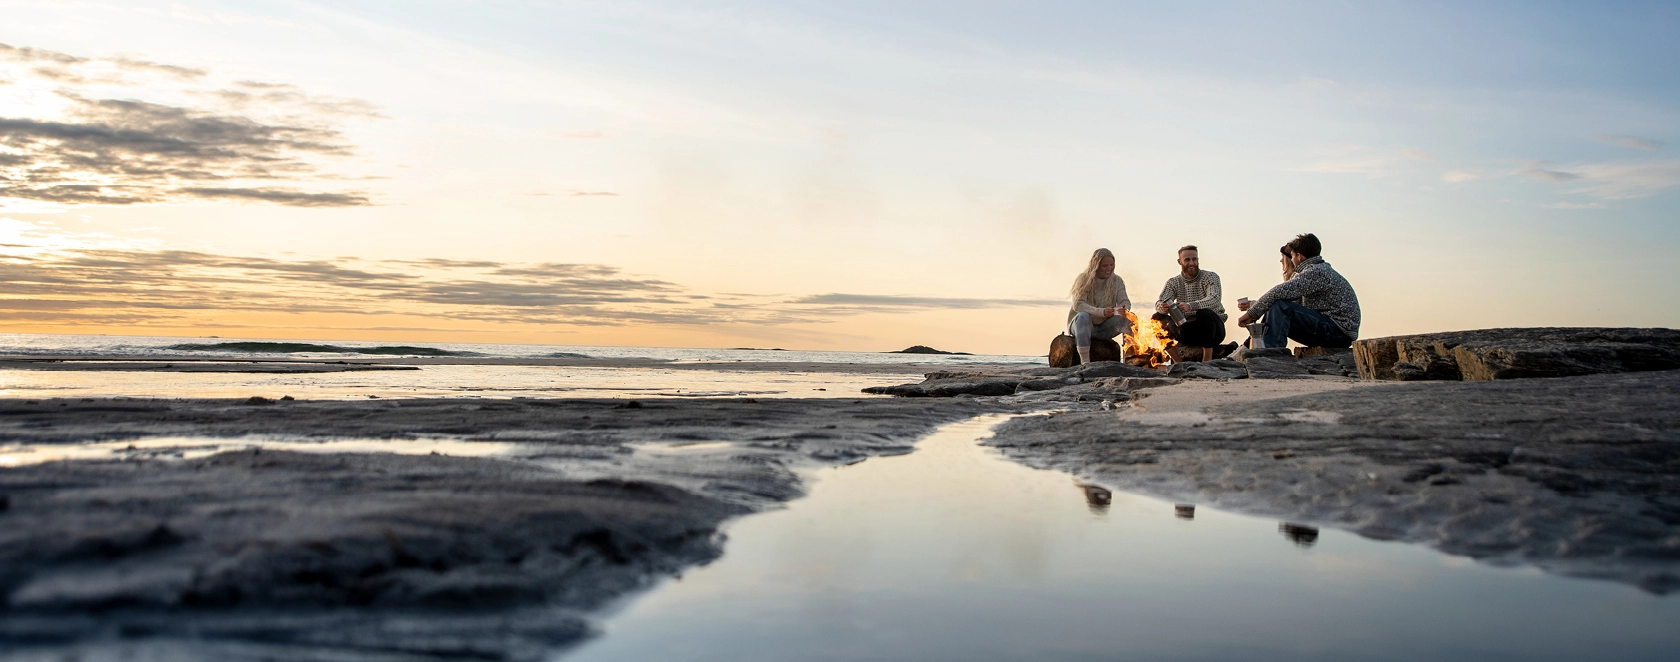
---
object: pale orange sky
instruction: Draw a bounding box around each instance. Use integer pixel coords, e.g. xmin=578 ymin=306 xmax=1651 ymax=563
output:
xmin=2 ymin=2 xmax=1676 ymax=354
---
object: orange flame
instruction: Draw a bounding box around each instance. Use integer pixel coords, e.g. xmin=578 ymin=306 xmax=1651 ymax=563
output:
xmin=1123 ymin=309 xmax=1177 ymax=369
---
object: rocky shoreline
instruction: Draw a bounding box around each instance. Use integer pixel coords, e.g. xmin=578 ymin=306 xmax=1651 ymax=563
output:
xmin=0 ymin=397 xmax=997 ymax=660
xmin=983 ymin=370 xmax=1680 ymax=593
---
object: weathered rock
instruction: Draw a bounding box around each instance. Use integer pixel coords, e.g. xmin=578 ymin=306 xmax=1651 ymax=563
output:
xmin=1298 ymin=353 xmax=1360 ymax=377
xmin=1048 ymin=334 xmax=1122 ymax=368
xmin=1230 ymin=347 xmax=1294 ymax=363
xmin=1016 ymin=376 xmax=1081 ymax=392
xmin=1354 ymin=327 xmax=1680 ymax=381
xmin=1090 ymin=376 xmax=1183 ymax=391
xmin=986 ymin=369 xmax=1680 ymax=593
xmin=1246 ymin=356 xmax=1312 ymax=379
xmin=1168 ymin=359 xmax=1248 ymax=380
xmin=1071 ymin=362 xmax=1163 ymax=380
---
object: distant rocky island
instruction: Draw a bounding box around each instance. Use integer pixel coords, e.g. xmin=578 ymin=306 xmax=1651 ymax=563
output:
xmin=890 ymin=345 xmax=971 ymax=355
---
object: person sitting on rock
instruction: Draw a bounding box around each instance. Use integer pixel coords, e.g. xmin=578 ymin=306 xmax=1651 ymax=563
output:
xmin=1067 ymin=247 xmax=1131 ymax=365
xmin=1236 ymin=233 xmax=1360 ymax=349
xmin=1154 ymin=245 xmax=1236 ymax=362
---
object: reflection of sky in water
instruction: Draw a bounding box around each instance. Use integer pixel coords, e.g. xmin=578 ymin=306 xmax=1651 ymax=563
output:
xmin=564 ymin=415 xmax=1680 ymax=662
xmin=0 ymin=364 xmax=914 ymax=400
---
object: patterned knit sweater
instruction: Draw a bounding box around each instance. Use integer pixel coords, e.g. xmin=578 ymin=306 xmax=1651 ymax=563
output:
xmin=1249 ymin=256 xmax=1361 ymax=339
xmin=1156 ymin=270 xmax=1226 ymax=322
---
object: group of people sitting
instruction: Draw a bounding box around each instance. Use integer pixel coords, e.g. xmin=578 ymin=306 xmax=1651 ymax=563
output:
xmin=1065 ymin=233 xmax=1361 ymax=365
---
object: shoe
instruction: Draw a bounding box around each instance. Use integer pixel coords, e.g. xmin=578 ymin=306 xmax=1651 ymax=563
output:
xmin=1212 ymin=342 xmax=1239 ymax=360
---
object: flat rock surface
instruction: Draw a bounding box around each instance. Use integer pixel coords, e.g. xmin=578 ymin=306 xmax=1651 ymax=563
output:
xmin=0 ymin=397 xmax=989 ymax=660
xmin=985 ymin=371 xmax=1680 ymax=593
xmin=1354 ymin=327 xmax=1680 ymax=381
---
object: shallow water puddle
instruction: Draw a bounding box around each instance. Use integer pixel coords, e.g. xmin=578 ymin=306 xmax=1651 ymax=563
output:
xmin=562 ymin=414 xmax=1679 ymax=662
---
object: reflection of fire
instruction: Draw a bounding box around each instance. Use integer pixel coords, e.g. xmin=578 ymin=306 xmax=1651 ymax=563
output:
xmin=1123 ymin=309 xmax=1177 ymax=369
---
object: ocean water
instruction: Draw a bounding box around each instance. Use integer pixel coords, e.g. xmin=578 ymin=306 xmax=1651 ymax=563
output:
xmin=0 ymin=333 xmax=1038 ymax=366
xmin=0 ymin=333 xmax=1035 ymax=399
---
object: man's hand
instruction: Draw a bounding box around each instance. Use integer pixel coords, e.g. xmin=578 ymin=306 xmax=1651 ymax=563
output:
xmin=1237 ymin=313 xmax=1253 ymax=326
xmin=1155 ymin=302 xmax=1169 ymax=314
xmin=1236 ymin=299 xmax=1252 ymax=312
xmin=1177 ymin=302 xmax=1192 ymax=313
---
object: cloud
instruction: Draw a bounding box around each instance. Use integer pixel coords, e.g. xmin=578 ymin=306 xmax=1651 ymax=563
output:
xmin=1594 ymin=134 xmax=1663 ymax=151
xmin=1564 ymin=160 xmax=1680 ymax=200
xmin=0 ymin=43 xmax=376 ymax=207
xmin=1517 ymin=158 xmax=1680 ymax=200
xmin=1401 ymin=149 xmax=1437 ymax=162
xmin=1441 ymin=169 xmax=1482 ymax=183
xmin=1519 ymin=161 xmax=1582 ymax=182
xmin=791 ymin=293 xmax=1062 ymax=310
xmin=1543 ymin=201 xmax=1605 ymax=209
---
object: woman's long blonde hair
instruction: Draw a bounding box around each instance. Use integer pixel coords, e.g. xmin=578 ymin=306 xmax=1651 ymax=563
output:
xmin=1069 ymin=247 xmax=1123 ymax=306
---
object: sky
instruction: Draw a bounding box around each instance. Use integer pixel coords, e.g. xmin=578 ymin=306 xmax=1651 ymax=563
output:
xmin=1 ymin=0 xmax=1676 ymax=354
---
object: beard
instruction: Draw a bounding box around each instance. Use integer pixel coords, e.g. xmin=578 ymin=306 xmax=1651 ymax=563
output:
xmin=1181 ymin=266 xmax=1199 ymax=279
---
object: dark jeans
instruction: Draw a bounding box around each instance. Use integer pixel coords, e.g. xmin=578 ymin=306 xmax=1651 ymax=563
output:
xmin=1153 ymin=310 xmax=1227 ymax=347
xmin=1262 ymin=301 xmax=1351 ymax=349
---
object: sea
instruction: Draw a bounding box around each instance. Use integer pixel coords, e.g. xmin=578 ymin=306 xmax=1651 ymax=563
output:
xmin=0 ymin=333 xmax=1039 ymax=400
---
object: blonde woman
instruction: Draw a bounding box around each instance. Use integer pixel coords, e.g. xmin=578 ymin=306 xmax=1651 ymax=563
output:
xmin=1067 ymin=247 xmax=1131 ymax=364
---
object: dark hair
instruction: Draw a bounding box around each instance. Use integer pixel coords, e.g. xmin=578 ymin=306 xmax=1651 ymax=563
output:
xmin=1280 ymin=244 xmax=1292 ymax=257
xmin=1178 ymin=245 xmax=1198 ymax=255
xmin=1286 ymin=233 xmax=1321 ymax=258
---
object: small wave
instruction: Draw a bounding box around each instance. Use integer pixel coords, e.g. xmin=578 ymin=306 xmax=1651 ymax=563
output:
xmin=165 ymin=342 xmax=472 ymax=357
xmin=543 ymin=352 xmax=593 ymax=359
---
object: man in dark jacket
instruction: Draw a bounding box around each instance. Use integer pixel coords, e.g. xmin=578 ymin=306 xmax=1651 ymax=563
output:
xmin=1236 ymin=233 xmax=1360 ymax=349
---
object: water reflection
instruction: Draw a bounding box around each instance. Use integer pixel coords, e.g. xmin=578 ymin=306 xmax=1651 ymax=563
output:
xmin=563 ymin=415 xmax=1680 ymax=662
xmin=1279 ymin=522 xmax=1321 ymax=547
xmin=1076 ymin=482 xmax=1111 ymax=514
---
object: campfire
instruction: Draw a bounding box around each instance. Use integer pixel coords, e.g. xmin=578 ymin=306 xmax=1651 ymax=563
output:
xmin=1123 ymin=309 xmax=1177 ymax=369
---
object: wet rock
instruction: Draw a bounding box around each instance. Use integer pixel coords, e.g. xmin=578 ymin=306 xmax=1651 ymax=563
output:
xmin=1354 ymin=327 xmax=1680 ymax=381
xmin=1245 ymin=357 xmax=1312 ymax=379
xmin=241 ymin=396 xmax=273 ymax=406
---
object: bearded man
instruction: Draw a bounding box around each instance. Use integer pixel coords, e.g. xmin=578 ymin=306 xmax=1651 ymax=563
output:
xmin=1155 ymin=245 xmax=1235 ymax=361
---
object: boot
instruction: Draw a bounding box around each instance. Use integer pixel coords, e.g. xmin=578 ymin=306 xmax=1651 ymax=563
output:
xmin=1077 ymin=345 xmax=1091 ymax=365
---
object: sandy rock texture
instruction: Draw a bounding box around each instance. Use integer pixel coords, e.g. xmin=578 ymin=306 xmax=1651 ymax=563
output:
xmin=1354 ymin=327 xmax=1680 ymax=381
xmin=984 ymin=371 xmax=1680 ymax=593
xmin=0 ymin=397 xmax=990 ymax=661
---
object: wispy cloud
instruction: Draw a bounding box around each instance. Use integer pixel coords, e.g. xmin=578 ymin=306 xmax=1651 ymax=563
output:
xmin=1594 ymin=134 xmax=1663 ymax=151
xmin=1543 ymin=201 xmax=1605 ymax=209
xmin=792 ymin=293 xmax=1061 ymax=310
xmin=1519 ymin=159 xmax=1680 ymax=200
xmin=0 ymin=42 xmax=376 ymax=207
xmin=1441 ymin=169 xmax=1482 ymax=183
xmin=1519 ymin=161 xmax=1582 ymax=182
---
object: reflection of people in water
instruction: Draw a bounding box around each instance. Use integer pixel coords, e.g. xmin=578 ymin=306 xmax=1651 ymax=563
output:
xmin=1278 ymin=522 xmax=1319 ymax=547
xmin=1077 ymin=482 xmax=1112 ymax=514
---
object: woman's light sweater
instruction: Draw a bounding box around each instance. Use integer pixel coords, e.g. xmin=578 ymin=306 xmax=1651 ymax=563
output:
xmin=1067 ymin=275 xmax=1131 ymax=325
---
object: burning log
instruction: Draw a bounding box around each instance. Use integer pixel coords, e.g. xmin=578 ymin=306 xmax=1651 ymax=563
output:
xmin=1122 ymin=310 xmax=1177 ymax=369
